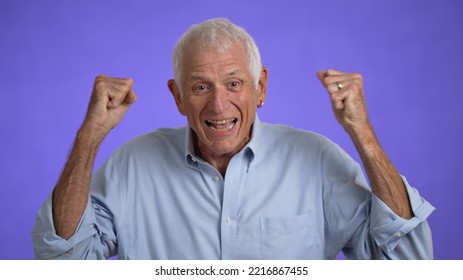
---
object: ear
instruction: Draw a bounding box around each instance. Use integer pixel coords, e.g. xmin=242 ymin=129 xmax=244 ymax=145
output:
xmin=257 ymin=66 xmax=268 ymax=104
xmin=168 ymin=79 xmax=186 ymax=116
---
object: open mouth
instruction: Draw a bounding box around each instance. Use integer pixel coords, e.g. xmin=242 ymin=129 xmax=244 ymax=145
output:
xmin=205 ymin=118 xmax=238 ymax=132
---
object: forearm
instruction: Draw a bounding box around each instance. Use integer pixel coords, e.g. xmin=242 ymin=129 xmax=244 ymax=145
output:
xmin=49 ymin=75 xmax=135 ymax=240
xmin=52 ymin=126 xmax=105 ymax=239
xmin=350 ymin=125 xmax=413 ymax=219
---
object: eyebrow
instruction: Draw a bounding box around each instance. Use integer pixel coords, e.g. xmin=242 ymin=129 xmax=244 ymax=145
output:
xmin=189 ymin=75 xmax=207 ymax=82
xmin=225 ymin=69 xmax=242 ymax=77
xmin=188 ymin=69 xmax=243 ymax=82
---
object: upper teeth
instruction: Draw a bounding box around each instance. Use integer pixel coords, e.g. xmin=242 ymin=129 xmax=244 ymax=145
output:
xmin=207 ymin=118 xmax=236 ymax=124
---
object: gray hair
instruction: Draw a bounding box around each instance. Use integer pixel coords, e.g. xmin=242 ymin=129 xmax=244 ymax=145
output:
xmin=172 ymin=18 xmax=262 ymax=93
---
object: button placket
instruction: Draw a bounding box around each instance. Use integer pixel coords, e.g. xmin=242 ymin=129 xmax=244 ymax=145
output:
xmin=220 ymin=155 xmax=243 ymax=259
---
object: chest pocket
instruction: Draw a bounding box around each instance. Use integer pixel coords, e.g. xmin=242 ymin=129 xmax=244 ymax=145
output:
xmin=259 ymin=213 xmax=322 ymax=259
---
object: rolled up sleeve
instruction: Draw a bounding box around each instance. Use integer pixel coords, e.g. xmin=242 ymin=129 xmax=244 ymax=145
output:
xmin=31 ymin=193 xmax=112 ymax=259
xmin=369 ymin=176 xmax=435 ymax=259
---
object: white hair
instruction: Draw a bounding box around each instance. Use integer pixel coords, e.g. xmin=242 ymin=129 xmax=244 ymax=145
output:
xmin=172 ymin=18 xmax=262 ymax=93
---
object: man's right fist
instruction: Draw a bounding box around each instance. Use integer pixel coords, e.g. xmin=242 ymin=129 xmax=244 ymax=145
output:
xmin=82 ymin=74 xmax=137 ymax=138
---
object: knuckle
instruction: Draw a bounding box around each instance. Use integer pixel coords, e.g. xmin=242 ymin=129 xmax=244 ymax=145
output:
xmin=352 ymin=73 xmax=363 ymax=81
xmin=94 ymin=81 xmax=106 ymax=92
xmin=95 ymin=74 xmax=107 ymax=81
xmin=125 ymin=78 xmax=134 ymax=85
xmin=117 ymin=78 xmax=134 ymax=90
xmin=94 ymin=75 xmax=109 ymax=88
xmin=323 ymin=76 xmax=335 ymax=85
xmin=325 ymin=76 xmax=335 ymax=82
xmin=327 ymin=69 xmax=336 ymax=75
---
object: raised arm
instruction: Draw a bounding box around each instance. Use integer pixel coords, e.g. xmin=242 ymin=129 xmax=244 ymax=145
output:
xmin=52 ymin=75 xmax=137 ymax=239
xmin=317 ymin=69 xmax=413 ymax=219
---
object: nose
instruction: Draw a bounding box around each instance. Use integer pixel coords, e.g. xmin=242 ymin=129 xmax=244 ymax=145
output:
xmin=207 ymin=86 xmax=229 ymax=114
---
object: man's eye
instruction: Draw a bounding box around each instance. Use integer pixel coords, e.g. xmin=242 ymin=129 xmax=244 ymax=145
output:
xmin=228 ymin=81 xmax=242 ymax=89
xmin=193 ymin=84 xmax=209 ymax=92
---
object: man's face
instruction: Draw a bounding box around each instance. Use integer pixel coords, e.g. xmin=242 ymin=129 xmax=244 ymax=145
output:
xmin=169 ymin=45 xmax=267 ymax=159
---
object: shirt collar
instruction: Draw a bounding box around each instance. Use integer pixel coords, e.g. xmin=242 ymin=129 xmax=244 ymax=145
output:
xmin=184 ymin=114 xmax=263 ymax=170
xmin=184 ymin=124 xmax=199 ymax=168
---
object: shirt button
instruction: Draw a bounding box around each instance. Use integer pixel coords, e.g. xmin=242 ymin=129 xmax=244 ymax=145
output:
xmin=394 ymin=232 xmax=403 ymax=238
xmin=225 ymin=217 xmax=233 ymax=225
xmin=213 ymin=176 xmax=220 ymax=182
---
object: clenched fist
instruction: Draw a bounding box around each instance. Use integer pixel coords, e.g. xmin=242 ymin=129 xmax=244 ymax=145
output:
xmin=317 ymin=69 xmax=371 ymax=136
xmin=82 ymin=74 xmax=137 ymax=139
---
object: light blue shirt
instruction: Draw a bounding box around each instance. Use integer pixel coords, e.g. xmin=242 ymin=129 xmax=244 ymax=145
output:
xmin=32 ymin=117 xmax=435 ymax=259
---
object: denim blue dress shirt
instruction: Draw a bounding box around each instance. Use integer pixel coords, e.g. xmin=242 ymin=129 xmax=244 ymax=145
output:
xmin=32 ymin=117 xmax=435 ymax=259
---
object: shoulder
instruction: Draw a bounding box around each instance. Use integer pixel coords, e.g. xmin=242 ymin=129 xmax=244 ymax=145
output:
xmin=90 ymin=126 xmax=187 ymax=194
xmin=260 ymin=122 xmax=337 ymax=151
xmin=111 ymin=126 xmax=186 ymax=160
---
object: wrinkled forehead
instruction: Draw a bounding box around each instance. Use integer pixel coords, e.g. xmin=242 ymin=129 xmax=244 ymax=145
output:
xmin=180 ymin=41 xmax=248 ymax=70
xmin=184 ymin=36 xmax=246 ymax=56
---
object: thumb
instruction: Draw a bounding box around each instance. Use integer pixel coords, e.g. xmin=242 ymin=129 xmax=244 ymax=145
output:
xmin=316 ymin=70 xmax=327 ymax=85
xmin=123 ymin=89 xmax=137 ymax=105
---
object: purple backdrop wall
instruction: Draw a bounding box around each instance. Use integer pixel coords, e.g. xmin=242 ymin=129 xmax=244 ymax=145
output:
xmin=1 ymin=0 xmax=462 ymax=259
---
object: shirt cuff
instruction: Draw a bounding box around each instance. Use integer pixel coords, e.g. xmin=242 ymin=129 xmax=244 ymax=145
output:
xmin=369 ymin=176 xmax=435 ymax=252
xmin=31 ymin=193 xmax=99 ymax=259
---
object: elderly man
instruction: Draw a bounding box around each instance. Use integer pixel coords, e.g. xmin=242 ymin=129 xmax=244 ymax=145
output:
xmin=32 ymin=18 xmax=434 ymax=259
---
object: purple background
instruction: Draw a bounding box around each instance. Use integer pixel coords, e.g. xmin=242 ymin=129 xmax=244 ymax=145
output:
xmin=1 ymin=0 xmax=462 ymax=260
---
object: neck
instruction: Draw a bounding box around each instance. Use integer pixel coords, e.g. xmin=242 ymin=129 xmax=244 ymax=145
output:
xmin=198 ymin=151 xmax=232 ymax=177
xmin=193 ymin=135 xmax=248 ymax=178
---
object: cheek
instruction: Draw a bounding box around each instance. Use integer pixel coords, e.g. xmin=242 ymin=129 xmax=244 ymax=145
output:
xmin=236 ymin=88 xmax=258 ymax=107
xmin=184 ymin=99 xmax=206 ymax=123
xmin=242 ymin=92 xmax=258 ymax=113
xmin=235 ymin=98 xmax=257 ymax=131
